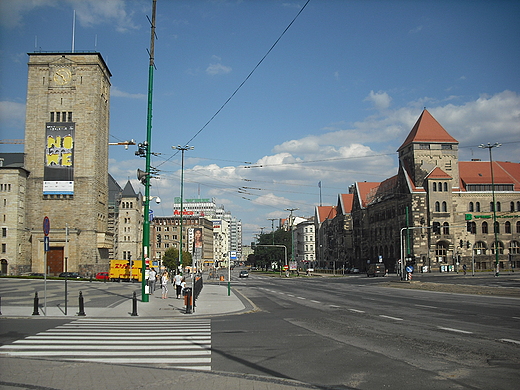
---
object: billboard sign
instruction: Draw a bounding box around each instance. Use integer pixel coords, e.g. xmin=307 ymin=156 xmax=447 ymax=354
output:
xmin=43 ymin=122 xmax=75 ymax=195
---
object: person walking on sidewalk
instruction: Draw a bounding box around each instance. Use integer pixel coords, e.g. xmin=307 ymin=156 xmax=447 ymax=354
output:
xmin=173 ymin=272 xmax=182 ymax=299
xmin=148 ymin=268 xmax=157 ymax=293
xmin=161 ymin=271 xmax=169 ymax=299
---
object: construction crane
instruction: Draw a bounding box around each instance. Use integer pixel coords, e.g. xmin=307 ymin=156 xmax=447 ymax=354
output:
xmin=0 ymin=139 xmax=24 ymax=144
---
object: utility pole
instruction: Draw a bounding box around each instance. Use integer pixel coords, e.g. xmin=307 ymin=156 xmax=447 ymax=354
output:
xmin=285 ymin=208 xmax=299 ymax=269
xmin=268 ymin=218 xmax=277 ymax=245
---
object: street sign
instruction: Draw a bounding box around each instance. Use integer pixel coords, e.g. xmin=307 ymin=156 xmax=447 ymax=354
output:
xmin=44 ymin=236 xmax=50 ymax=252
xmin=406 ymin=265 xmax=414 ymax=273
xmin=149 ymin=209 xmax=154 ymax=221
xmin=43 ymin=216 xmax=50 ymax=236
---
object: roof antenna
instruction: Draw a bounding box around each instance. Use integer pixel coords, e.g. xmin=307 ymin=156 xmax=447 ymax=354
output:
xmin=72 ymin=10 xmax=76 ymax=53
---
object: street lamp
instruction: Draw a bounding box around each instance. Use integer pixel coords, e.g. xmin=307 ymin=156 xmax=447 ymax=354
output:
xmin=172 ymin=145 xmax=194 ymax=274
xmin=479 ymin=142 xmax=501 ymax=276
xmin=286 ymin=208 xmax=298 ymax=274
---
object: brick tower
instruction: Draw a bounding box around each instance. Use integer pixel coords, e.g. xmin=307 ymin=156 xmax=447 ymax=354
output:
xmin=24 ymin=52 xmax=112 ymax=276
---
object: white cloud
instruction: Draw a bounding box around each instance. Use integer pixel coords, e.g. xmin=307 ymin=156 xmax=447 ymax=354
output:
xmin=206 ymin=59 xmax=232 ymax=76
xmin=364 ymin=90 xmax=392 ymax=110
xmin=111 ymin=86 xmax=146 ymax=99
xmin=0 ymin=0 xmax=138 ymax=32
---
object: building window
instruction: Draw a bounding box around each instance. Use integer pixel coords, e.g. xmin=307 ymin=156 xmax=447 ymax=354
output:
xmin=494 ymin=221 xmax=500 ymax=234
xmin=443 ymin=222 xmax=450 ymax=235
xmin=517 ymin=221 xmax=520 ymax=234
xmin=442 ymin=201 xmax=447 ymax=212
xmin=510 ymin=241 xmax=520 ymax=254
xmin=511 ymin=202 xmax=515 ymax=212
xmin=492 ymin=241 xmax=504 ymax=255
xmin=433 ymin=182 xmax=437 ymax=191
xmin=482 ymin=222 xmax=488 ymax=234
xmin=435 ymin=202 xmax=440 ymax=212
xmin=468 ymin=221 xmax=476 ymax=234
xmin=1 ymin=227 xmax=6 ymax=238
xmin=438 ymin=182 xmax=443 ymax=192
xmin=474 ymin=241 xmax=487 ymax=255
xmin=444 ymin=183 xmax=448 ymax=192
xmin=469 ymin=202 xmax=474 ymax=212
xmin=442 ymin=144 xmax=452 ymax=150
xmin=476 ymin=202 xmax=481 ymax=212
xmin=505 ymin=221 xmax=511 ymax=234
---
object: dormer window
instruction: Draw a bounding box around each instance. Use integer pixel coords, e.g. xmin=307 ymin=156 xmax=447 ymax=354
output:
xmin=442 ymin=144 xmax=452 ymax=150
xmin=419 ymin=143 xmax=430 ymax=150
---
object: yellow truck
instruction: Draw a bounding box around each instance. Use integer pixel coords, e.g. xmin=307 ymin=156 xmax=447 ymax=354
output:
xmin=109 ymin=260 xmax=149 ymax=282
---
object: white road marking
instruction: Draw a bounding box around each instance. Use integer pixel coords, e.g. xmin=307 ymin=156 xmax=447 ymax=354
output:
xmin=348 ymin=309 xmax=365 ymax=313
xmin=379 ymin=315 xmax=404 ymax=321
xmin=499 ymin=338 xmax=520 ymax=345
xmin=437 ymin=326 xmax=473 ymax=334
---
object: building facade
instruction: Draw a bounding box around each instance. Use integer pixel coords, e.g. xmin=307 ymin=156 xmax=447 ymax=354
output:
xmin=19 ymin=52 xmax=112 ymax=276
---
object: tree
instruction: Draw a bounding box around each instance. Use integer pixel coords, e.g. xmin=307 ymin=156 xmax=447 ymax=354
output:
xmin=253 ymin=228 xmax=292 ymax=270
xmin=162 ymin=247 xmax=192 ymax=272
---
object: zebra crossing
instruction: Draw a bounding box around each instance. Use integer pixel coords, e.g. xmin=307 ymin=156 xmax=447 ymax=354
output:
xmin=0 ymin=318 xmax=212 ymax=370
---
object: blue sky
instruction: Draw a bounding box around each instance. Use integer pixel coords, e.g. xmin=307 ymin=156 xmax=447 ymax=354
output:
xmin=1 ymin=0 xmax=519 ymax=244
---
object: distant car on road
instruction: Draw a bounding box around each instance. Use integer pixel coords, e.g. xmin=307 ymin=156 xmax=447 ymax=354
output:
xmin=349 ymin=268 xmax=360 ymax=274
xmin=239 ymin=270 xmax=249 ymax=278
xmin=95 ymin=272 xmax=110 ymax=280
xmin=367 ymin=263 xmax=386 ymax=277
xmin=58 ymin=272 xmax=81 ymax=279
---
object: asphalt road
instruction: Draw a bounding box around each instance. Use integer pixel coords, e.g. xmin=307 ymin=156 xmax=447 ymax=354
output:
xmin=213 ymin=272 xmax=520 ymax=389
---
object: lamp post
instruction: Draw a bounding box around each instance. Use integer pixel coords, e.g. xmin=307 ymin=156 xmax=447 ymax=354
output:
xmin=286 ymin=208 xmax=298 ymax=274
xmin=479 ymin=142 xmax=501 ymax=276
xmin=172 ymin=145 xmax=194 ymax=274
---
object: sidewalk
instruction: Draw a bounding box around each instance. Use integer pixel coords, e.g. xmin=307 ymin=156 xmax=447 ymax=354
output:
xmin=0 ymin=282 xmax=251 ymax=318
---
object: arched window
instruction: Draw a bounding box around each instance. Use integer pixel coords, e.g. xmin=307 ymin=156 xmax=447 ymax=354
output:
xmin=468 ymin=221 xmax=477 ymax=234
xmin=435 ymin=202 xmax=440 ymax=212
xmin=497 ymin=202 xmax=501 ymax=212
xmin=490 ymin=202 xmax=494 ymax=212
xmin=491 ymin=241 xmax=504 ymax=255
xmin=438 ymin=182 xmax=443 ymax=192
xmin=517 ymin=201 xmax=520 ymax=211
xmin=442 ymin=201 xmax=447 ymax=212
xmin=517 ymin=221 xmax=520 ymax=234
xmin=433 ymin=182 xmax=437 ymax=191
xmin=435 ymin=242 xmax=448 ymax=262
xmin=476 ymin=202 xmax=481 ymax=212
xmin=510 ymin=241 xmax=520 ymax=255
xmin=474 ymin=241 xmax=487 ymax=255
xmin=505 ymin=221 xmax=511 ymax=234
xmin=443 ymin=222 xmax=449 ymax=235
xmin=511 ymin=202 xmax=515 ymax=212
xmin=482 ymin=221 xmax=488 ymax=234
xmin=443 ymin=182 xmax=448 ymax=192
xmin=494 ymin=221 xmax=500 ymax=234
xmin=469 ymin=202 xmax=474 ymax=212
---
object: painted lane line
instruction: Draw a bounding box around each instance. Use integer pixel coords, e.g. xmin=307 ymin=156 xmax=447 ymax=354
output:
xmin=415 ymin=304 xmax=438 ymax=309
xmin=348 ymin=309 xmax=365 ymax=313
xmin=310 ymin=300 xmax=321 ymax=304
xmin=330 ymin=305 xmax=341 ymax=308
xmin=512 ymin=317 xmax=520 ymax=320
xmin=297 ymin=297 xmax=306 ymax=300
xmin=437 ymin=326 xmax=473 ymax=334
xmin=499 ymin=338 xmax=520 ymax=345
xmin=379 ymin=315 xmax=403 ymax=321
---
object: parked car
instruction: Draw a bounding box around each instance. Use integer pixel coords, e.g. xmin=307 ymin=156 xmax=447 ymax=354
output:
xmin=367 ymin=263 xmax=386 ymax=277
xmin=58 ymin=272 xmax=81 ymax=279
xmin=239 ymin=270 xmax=249 ymax=278
xmin=349 ymin=268 xmax=360 ymax=274
xmin=95 ymin=272 xmax=110 ymax=280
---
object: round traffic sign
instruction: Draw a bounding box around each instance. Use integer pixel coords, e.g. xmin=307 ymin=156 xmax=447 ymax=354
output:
xmin=43 ymin=216 xmax=50 ymax=236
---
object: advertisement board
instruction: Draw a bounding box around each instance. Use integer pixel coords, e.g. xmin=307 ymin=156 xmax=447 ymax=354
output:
xmin=43 ymin=122 xmax=75 ymax=195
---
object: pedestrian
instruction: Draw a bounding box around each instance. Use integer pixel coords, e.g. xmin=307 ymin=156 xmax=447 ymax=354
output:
xmin=148 ymin=268 xmax=156 ymax=293
xmin=463 ymin=264 xmax=467 ymax=276
xmin=180 ymin=277 xmax=187 ymax=295
xmin=161 ymin=271 xmax=169 ymax=299
xmin=173 ymin=272 xmax=183 ymax=299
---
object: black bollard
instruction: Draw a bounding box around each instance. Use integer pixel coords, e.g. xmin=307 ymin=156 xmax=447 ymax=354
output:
xmin=131 ymin=291 xmax=138 ymax=316
xmin=77 ymin=291 xmax=86 ymax=316
xmin=0 ymin=296 xmax=2 ymax=315
xmin=32 ymin=292 xmax=40 ymax=315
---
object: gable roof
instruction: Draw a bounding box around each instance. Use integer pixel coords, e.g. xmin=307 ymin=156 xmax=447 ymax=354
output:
xmin=122 ymin=180 xmax=137 ymax=197
xmin=315 ymin=206 xmax=336 ymax=224
xmin=398 ymin=109 xmax=458 ymax=151
xmin=355 ymin=182 xmax=380 ymax=208
xmin=426 ymin=167 xmax=452 ymax=180
xmin=337 ymin=194 xmax=354 ymax=214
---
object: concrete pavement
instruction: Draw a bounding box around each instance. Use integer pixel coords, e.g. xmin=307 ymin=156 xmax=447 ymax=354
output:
xmin=0 ymin=279 xmax=324 ymax=390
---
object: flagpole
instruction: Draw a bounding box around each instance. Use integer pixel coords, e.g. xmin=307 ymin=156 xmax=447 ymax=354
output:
xmin=318 ymin=181 xmax=322 ymax=206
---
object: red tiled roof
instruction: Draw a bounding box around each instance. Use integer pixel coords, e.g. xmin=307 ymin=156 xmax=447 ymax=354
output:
xmin=459 ymin=161 xmax=520 ymax=190
xmin=426 ymin=167 xmax=452 ymax=180
xmin=356 ymin=182 xmax=380 ymax=208
xmin=398 ymin=109 xmax=458 ymax=151
xmin=338 ymin=194 xmax=354 ymax=214
xmin=316 ymin=206 xmax=336 ymax=223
